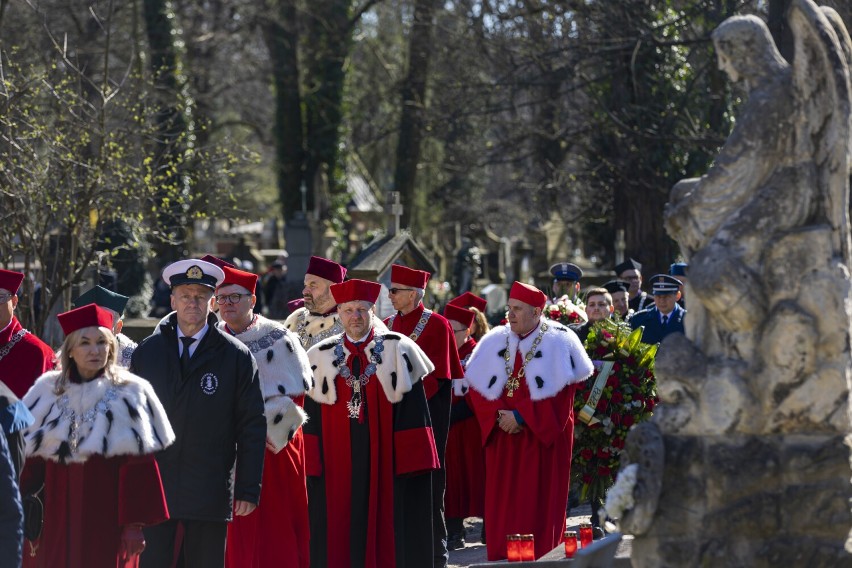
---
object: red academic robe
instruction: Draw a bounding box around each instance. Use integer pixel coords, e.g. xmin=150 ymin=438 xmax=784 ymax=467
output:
xmin=0 ymin=317 xmax=55 ymax=398
xmin=468 ymin=353 xmax=577 ymax=561
xmin=226 ymin=396 xmax=310 ymax=568
xmin=21 ymin=454 xmax=169 ymax=568
xmin=444 ymin=339 xmax=485 ymax=519
xmin=385 ymin=304 xmax=464 ymax=398
xmin=303 ymin=337 xmax=440 ymax=568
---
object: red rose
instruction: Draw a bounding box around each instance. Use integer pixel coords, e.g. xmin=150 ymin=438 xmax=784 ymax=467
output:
xmin=611 ymin=413 xmax=622 ymax=425
xmin=623 ymin=414 xmax=635 ymax=427
xmin=612 ymin=437 xmax=625 ymax=449
xmin=610 ymin=391 xmax=624 ymax=405
xmin=582 ymin=474 xmax=593 ymax=484
xmin=612 ymin=362 xmax=621 ymax=373
xmin=581 ymin=448 xmax=594 ymax=460
xmin=647 ymin=398 xmax=656 ymax=411
xmin=630 ymin=375 xmax=641 ymax=387
xmin=596 ymin=448 xmax=610 ymax=459
xmin=606 ymin=375 xmax=619 ymax=388
xmin=626 ymin=356 xmax=637 ymax=366
xmin=595 ymin=346 xmax=609 ymax=357
xmin=597 ymin=466 xmax=611 ymax=477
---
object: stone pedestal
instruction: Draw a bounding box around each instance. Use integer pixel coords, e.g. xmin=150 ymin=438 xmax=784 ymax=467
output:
xmin=631 ymin=434 xmax=852 ymax=567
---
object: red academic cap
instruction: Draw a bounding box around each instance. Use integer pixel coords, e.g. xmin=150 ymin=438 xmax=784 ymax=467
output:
xmin=0 ymin=269 xmax=24 ymax=294
xmin=443 ymin=304 xmax=475 ymax=328
xmin=447 ymin=291 xmax=487 ymax=312
xmin=57 ymin=303 xmax=115 ymax=336
xmin=390 ymin=264 xmax=430 ymax=289
xmin=509 ymin=281 xmax=547 ymax=309
xmin=219 ymin=266 xmax=259 ymax=294
xmin=200 ymin=254 xmax=236 ymax=270
xmin=330 ymin=279 xmax=382 ymax=305
xmin=307 ymin=256 xmax=347 ymax=284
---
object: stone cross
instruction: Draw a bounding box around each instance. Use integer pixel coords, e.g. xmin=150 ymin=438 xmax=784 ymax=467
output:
xmin=386 ymin=192 xmax=402 ymax=236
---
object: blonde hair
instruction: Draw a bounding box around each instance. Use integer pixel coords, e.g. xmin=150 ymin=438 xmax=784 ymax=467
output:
xmin=469 ymin=307 xmax=490 ymax=342
xmin=55 ymin=326 xmax=120 ymax=394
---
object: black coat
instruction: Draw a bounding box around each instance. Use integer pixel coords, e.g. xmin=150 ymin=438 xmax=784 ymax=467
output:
xmin=131 ymin=312 xmax=266 ymax=521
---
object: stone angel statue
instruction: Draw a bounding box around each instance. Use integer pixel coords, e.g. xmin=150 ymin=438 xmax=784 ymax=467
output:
xmin=665 ymin=1 xmax=852 ymax=351
xmin=618 ymin=6 xmax=852 ymax=563
xmin=652 ymin=0 xmax=852 ymax=465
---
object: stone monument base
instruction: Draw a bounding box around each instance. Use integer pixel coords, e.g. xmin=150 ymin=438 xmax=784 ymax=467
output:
xmin=631 ymin=434 xmax=852 ymax=567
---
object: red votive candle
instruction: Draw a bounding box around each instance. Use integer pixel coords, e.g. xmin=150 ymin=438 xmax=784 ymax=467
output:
xmin=579 ymin=523 xmax=594 ymax=548
xmin=506 ymin=534 xmax=521 ymax=562
xmin=519 ymin=534 xmax=535 ymax=561
xmin=563 ymin=530 xmax=578 ymax=558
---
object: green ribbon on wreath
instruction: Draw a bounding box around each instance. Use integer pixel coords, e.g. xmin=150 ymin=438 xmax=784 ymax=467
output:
xmin=577 ymin=361 xmax=614 ymax=426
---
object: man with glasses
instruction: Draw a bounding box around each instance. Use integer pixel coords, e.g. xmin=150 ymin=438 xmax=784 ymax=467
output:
xmin=304 ymin=278 xmax=439 ymax=568
xmin=385 ymin=264 xmax=464 ymax=568
xmin=615 ymin=258 xmax=654 ymax=313
xmin=131 ymin=259 xmax=265 ymax=568
xmin=214 ymin=265 xmax=312 ymax=568
xmin=284 ymin=256 xmax=347 ymax=349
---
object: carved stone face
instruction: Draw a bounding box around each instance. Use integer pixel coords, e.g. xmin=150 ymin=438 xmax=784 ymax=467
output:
xmin=715 ymin=45 xmax=740 ymax=82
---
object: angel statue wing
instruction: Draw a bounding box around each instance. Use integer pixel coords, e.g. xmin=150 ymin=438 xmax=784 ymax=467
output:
xmin=789 ymin=0 xmax=852 ymax=261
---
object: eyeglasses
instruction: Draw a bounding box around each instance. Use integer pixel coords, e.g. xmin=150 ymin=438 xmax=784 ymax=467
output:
xmin=215 ymin=293 xmax=251 ymax=305
xmin=451 ymin=327 xmax=468 ymax=334
xmin=388 ymin=288 xmax=416 ymax=295
xmin=0 ymin=294 xmax=12 ymax=303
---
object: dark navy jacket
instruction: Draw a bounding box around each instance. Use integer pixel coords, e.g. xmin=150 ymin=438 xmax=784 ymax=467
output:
xmin=131 ymin=312 xmax=265 ymax=521
xmin=629 ymin=304 xmax=686 ymax=345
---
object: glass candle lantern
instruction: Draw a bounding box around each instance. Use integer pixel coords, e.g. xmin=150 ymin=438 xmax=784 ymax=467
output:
xmin=579 ymin=523 xmax=594 ymax=548
xmin=519 ymin=534 xmax=535 ymax=561
xmin=506 ymin=534 xmax=522 ymax=562
xmin=563 ymin=530 xmax=578 ymax=558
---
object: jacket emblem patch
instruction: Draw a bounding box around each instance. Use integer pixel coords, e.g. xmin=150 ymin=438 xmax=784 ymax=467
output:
xmin=200 ymin=373 xmax=219 ymax=395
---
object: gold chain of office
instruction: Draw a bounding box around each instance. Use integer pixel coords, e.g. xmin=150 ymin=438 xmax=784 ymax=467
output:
xmin=503 ymin=322 xmax=548 ymax=397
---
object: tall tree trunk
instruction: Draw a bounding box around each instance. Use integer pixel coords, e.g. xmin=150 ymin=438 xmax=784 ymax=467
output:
xmin=393 ymin=0 xmax=439 ymax=230
xmin=262 ymin=0 xmax=304 ymax=222
xmin=303 ymin=0 xmax=354 ymax=215
xmin=143 ymin=0 xmax=189 ymax=257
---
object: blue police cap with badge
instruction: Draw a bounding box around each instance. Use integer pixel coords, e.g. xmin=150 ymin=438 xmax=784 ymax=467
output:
xmin=549 ymin=262 xmax=583 ymax=281
xmin=73 ymin=285 xmax=130 ymax=315
xmin=669 ymin=262 xmax=688 ymax=277
xmin=162 ymin=259 xmax=225 ymax=289
xmin=650 ymin=274 xmax=683 ymax=295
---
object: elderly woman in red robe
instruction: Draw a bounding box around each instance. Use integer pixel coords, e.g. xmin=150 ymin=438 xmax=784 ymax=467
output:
xmin=21 ymin=303 xmax=174 ymax=567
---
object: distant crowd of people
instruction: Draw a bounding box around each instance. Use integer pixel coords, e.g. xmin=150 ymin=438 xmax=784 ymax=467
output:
xmin=0 ymin=251 xmax=686 ymax=567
